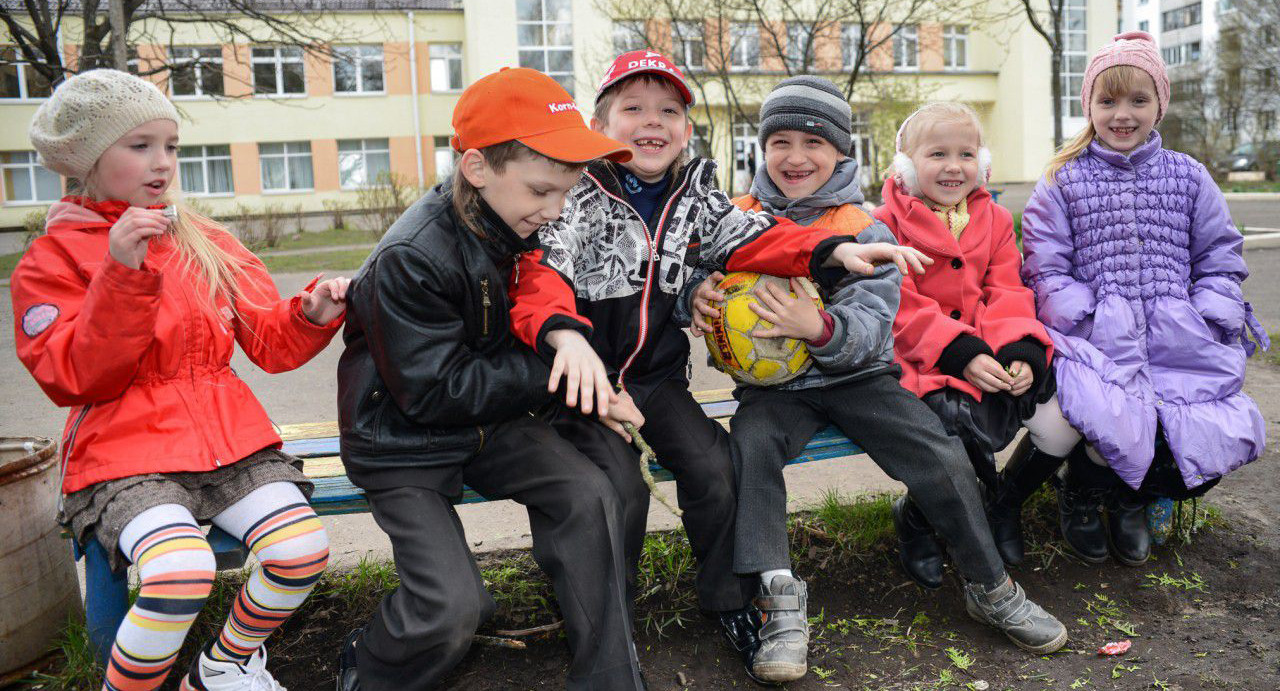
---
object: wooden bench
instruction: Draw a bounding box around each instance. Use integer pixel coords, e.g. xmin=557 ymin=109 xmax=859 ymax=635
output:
xmin=79 ymin=389 xmax=865 ymax=663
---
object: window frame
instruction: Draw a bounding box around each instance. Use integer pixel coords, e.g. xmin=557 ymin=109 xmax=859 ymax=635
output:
xmin=337 ymin=138 xmax=392 ymax=190
xmin=841 ymin=23 xmax=863 ymax=70
xmin=0 ymin=151 xmax=62 ymax=205
xmin=258 ymin=141 xmax=314 ymax=193
xmin=674 ymin=20 xmax=705 ymax=71
xmin=730 ymin=22 xmax=761 ymax=71
xmin=517 ymin=0 xmax=575 ymax=96
xmin=942 ymin=25 xmax=969 ymax=71
xmin=251 ymin=45 xmax=306 ymax=98
xmin=169 ymin=46 xmax=224 ymax=99
xmin=613 ymin=20 xmax=647 ymax=55
xmin=177 ymin=144 xmax=234 ymax=197
xmin=428 ymin=43 xmax=464 ymax=93
xmin=893 ymin=24 xmax=919 ymax=71
xmin=432 ymin=135 xmax=458 ymax=183
xmin=785 ymin=23 xmax=813 ymax=73
xmin=0 ymin=47 xmax=53 ymax=101
xmin=333 ymin=45 xmax=386 ymax=96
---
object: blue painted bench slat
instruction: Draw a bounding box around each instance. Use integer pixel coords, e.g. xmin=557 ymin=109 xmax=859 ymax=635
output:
xmin=78 ymin=393 xmax=864 ymax=664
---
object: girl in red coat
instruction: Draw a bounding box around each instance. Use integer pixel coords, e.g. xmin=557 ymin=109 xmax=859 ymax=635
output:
xmin=12 ymin=70 xmax=346 ymax=691
xmin=874 ymin=103 xmax=1080 ymax=585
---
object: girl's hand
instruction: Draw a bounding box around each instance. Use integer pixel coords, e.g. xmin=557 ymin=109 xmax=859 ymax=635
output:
xmin=108 ymin=207 xmax=168 ymax=270
xmin=1007 ymin=360 xmax=1034 ymax=397
xmin=827 ymin=242 xmax=932 ymax=276
xmin=599 ymin=388 xmax=645 ymax=442
xmin=301 ymin=276 xmax=350 ymax=326
xmin=749 ymin=278 xmax=824 ymax=341
xmin=963 ymin=354 xmax=1015 ymax=393
xmin=546 ymin=328 xmax=615 ymax=417
xmin=689 ymin=271 xmax=726 ymax=337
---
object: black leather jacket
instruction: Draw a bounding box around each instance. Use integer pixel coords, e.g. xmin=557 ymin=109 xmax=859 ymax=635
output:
xmin=337 ymin=186 xmax=577 ymax=493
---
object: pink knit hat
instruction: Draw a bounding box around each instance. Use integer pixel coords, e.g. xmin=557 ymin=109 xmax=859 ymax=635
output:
xmin=1081 ymin=31 xmax=1170 ymax=123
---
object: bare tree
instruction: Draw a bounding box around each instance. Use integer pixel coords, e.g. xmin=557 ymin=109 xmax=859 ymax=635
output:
xmin=1 ymin=0 xmax=358 ymax=93
xmin=1015 ymin=0 xmax=1068 ymax=148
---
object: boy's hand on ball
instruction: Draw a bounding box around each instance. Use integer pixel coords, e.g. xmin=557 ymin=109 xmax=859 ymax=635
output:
xmin=301 ymin=275 xmax=350 ymax=325
xmin=109 ymin=207 xmax=169 ymax=270
xmin=689 ymin=271 xmax=726 ymax=337
xmin=1007 ymin=360 xmax=1034 ymax=396
xmin=828 ymin=242 xmax=932 ymax=276
xmin=749 ymin=278 xmax=824 ymax=341
xmin=963 ymin=354 xmax=1015 ymax=393
xmin=599 ymin=389 xmax=644 ymax=442
xmin=546 ymin=328 xmax=614 ymax=417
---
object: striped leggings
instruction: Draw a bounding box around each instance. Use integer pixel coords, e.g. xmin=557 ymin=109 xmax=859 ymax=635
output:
xmin=102 ymin=482 xmax=329 ymax=691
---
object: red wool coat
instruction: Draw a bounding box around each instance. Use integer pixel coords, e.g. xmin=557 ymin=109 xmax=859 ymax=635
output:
xmin=873 ymin=180 xmax=1052 ymax=400
xmin=11 ymin=198 xmax=343 ymax=493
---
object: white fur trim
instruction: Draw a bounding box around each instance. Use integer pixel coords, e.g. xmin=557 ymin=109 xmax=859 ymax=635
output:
xmin=893 ymin=152 xmax=920 ymax=197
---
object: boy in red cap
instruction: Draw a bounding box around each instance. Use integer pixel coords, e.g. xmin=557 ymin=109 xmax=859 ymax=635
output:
xmin=507 ymin=51 xmax=931 ymax=678
xmin=336 ymin=68 xmax=647 ymax=691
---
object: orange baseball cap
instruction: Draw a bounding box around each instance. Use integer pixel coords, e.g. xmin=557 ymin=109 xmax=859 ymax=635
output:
xmin=450 ymin=67 xmax=632 ymax=163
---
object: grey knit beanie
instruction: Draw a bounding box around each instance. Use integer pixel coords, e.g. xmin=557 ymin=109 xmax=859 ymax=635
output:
xmin=29 ymin=69 xmax=180 ymax=179
xmin=757 ymin=76 xmax=852 ymax=155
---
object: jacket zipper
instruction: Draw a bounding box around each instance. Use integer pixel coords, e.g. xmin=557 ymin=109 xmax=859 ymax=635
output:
xmin=480 ymin=277 xmax=491 ymax=336
xmin=57 ymin=403 xmax=93 ymax=512
xmin=584 ymin=169 xmax=692 ymax=388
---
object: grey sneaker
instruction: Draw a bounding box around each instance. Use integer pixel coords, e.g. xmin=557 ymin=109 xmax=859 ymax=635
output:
xmin=964 ymin=577 xmax=1068 ymax=654
xmin=751 ymin=575 xmax=809 ymax=683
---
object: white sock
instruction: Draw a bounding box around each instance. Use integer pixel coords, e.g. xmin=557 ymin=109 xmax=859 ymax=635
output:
xmin=760 ymin=569 xmax=793 ymax=587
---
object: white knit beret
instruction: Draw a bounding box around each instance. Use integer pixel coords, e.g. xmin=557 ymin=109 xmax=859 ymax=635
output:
xmin=29 ymin=69 xmax=180 ymax=179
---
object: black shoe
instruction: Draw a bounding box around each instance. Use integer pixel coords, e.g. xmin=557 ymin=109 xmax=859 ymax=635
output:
xmin=1055 ymin=467 xmax=1109 ymax=564
xmin=989 ymin=439 xmax=1067 ymax=567
xmin=717 ymin=606 xmax=768 ymax=685
xmin=1106 ymin=487 xmax=1151 ymax=566
xmin=336 ymin=628 xmax=363 ymax=691
xmin=891 ymin=496 xmax=945 ymax=590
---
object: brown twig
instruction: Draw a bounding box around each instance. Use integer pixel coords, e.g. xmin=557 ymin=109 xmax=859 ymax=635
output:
xmin=492 ymin=620 xmax=565 ymax=637
xmin=624 ymin=422 xmax=683 ymax=518
xmin=471 ymin=635 xmax=528 ymax=650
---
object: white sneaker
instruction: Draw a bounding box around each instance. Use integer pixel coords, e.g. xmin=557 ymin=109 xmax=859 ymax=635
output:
xmin=179 ymin=645 xmax=288 ymax=691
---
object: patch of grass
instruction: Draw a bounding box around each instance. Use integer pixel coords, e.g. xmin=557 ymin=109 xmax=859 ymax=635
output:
xmin=259 ymin=248 xmax=372 ymax=274
xmin=480 ymin=552 xmax=556 ymax=628
xmin=805 ymin=489 xmax=896 ymax=553
xmin=634 ymin=530 xmax=699 ymax=636
xmin=1142 ymin=571 xmax=1207 ymax=592
xmin=19 ymin=616 xmax=100 ymax=690
xmin=1219 ymin=180 xmax=1280 ymax=193
xmin=1081 ymin=592 xmax=1139 ymax=638
xmin=944 ymin=646 xmax=974 ymax=670
xmin=1267 ymin=333 xmax=1280 ymax=367
xmin=1 ymin=250 xmax=21 ymax=280
xmin=264 ymin=227 xmax=379 ymax=253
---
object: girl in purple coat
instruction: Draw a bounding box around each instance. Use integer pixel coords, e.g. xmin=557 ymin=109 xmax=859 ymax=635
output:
xmin=1020 ymin=32 xmax=1269 ymax=566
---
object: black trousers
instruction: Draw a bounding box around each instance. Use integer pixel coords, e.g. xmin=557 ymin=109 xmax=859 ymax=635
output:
xmin=729 ymin=373 xmax=1006 ymax=585
xmin=546 ymin=379 xmax=751 ymax=613
xmin=354 ymin=415 xmax=644 ymax=691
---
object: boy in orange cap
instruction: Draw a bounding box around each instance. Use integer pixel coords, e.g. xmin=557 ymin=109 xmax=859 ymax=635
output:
xmin=336 ymin=67 xmax=647 ymax=691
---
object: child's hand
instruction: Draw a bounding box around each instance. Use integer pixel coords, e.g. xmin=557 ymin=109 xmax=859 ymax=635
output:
xmin=109 ymin=207 xmax=168 ymax=270
xmin=749 ymin=278 xmax=824 ymax=342
xmin=827 ymin=242 xmax=932 ymax=276
xmin=599 ymin=388 xmax=645 ymax=442
xmin=300 ymin=275 xmax=350 ymax=326
xmin=1007 ymin=360 xmax=1034 ymax=397
xmin=689 ymin=271 xmax=726 ymax=337
xmin=546 ymin=329 xmax=615 ymax=417
xmin=963 ymin=354 xmax=1015 ymax=393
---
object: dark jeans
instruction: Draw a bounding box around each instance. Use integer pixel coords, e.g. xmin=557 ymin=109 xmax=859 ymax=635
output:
xmin=547 ymin=379 xmax=751 ymax=613
xmin=355 ymin=415 xmax=643 ymax=691
xmin=730 ymin=372 xmax=1006 ymax=585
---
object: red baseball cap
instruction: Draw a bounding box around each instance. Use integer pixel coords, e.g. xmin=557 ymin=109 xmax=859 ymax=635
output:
xmin=596 ymin=50 xmax=695 ymax=106
xmin=451 ymin=67 xmax=631 ymax=163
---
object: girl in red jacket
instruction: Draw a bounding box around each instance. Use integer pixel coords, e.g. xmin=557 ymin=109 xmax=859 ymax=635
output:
xmin=874 ymin=103 xmax=1080 ymax=585
xmin=12 ymin=70 xmax=346 ymax=691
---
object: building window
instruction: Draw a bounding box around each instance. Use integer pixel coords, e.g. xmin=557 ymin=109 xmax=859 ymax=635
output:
xmin=1162 ymin=4 xmax=1202 ymax=31
xmin=433 ymin=135 xmax=458 ymax=182
xmin=1260 ymin=110 xmax=1275 ymax=133
xmin=685 ymin=123 xmax=711 ymax=159
xmin=1059 ymin=0 xmax=1088 ymax=118
xmin=170 ymin=47 xmax=223 ymax=98
xmin=1261 ymin=67 xmax=1276 ymax=88
xmin=674 ymin=21 xmax=705 ymax=70
xmin=733 ymin=121 xmax=760 ymax=182
xmin=613 ymin=20 xmax=647 ymax=54
xmin=786 ymin=23 xmax=813 ymax=72
xmin=842 ymin=23 xmax=862 ymax=69
xmin=338 ymin=138 xmax=391 ymax=189
xmin=259 ymin=142 xmax=313 ymax=191
xmin=893 ymin=25 xmax=918 ymax=70
xmin=1 ymin=151 xmax=61 ymax=203
xmin=1138 ymin=20 xmax=1149 ymax=33
xmin=178 ymin=145 xmax=232 ymax=196
xmin=1162 ymin=41 xmax=1202 ymax=65
xmin=730 ymin=23 xmax=761 ymax=70
xmin=518 ymin=0 xmax=574 ymax=95
xmin=1 ymin=47 xmax=53 ymax=99
xmin=334 ymin=45 xmax=384 ymax=94
xmin=252 ymin=46 xmax=305 ymax=96
xmin=428 ymin=44 xmax=463 ymax=92
xmin=943 ymin=25 xmax=968 ymax=70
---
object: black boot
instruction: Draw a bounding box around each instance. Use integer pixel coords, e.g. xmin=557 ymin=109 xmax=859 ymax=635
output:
xmin=1106 ymin=486 xmax=1151 ymax=566
xmin=989 ymin=437 xmax=1067 ymax=567
xmin=891 ymin=495 xmax=945 ymax=589
xmin=1055 ymin=465 xmax=1110 ymax=564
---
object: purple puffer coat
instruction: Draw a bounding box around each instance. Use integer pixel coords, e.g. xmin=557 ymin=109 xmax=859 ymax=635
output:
xmin=1021 ymin=132 xmax=1269 ymax=490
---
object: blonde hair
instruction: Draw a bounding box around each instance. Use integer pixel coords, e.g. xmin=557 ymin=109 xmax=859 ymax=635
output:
xmin=1044 ymin=65 xmax=1148 ymax=184
xmin=448 ymin=141 xmax=584 ymax=239
xmin=81 ymin=173 xmax=253 ymax=310
xmin=884 ymin=102 xmax=985 ymax=179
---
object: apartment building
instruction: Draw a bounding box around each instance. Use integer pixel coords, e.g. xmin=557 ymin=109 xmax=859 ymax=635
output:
xmin=1 ymin=0 xmax=1117 ymax=229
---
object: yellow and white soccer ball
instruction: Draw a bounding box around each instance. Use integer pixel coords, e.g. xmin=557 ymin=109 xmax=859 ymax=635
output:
xmin=704 ymin=272 xmax=824 ymax=386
